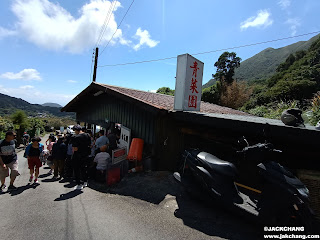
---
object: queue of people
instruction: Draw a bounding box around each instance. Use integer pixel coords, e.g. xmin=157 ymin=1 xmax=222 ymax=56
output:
xmin=0 ymin=125 xmax=121 ymax=192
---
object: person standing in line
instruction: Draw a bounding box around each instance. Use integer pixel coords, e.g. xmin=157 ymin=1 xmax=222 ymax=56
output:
xmin=0 ymin=131 xmax=20 ymax=192
xmin=94 ymin=130 xmax=109 ymax=155
xmin=46 ymin=134 xmax=56 ymax=174
xmin=86 ymin=129 xmax=96 ymax=179
xmin=72 ymin=125 xmax=91 ymax=190
xmin=107 ymin=127 xmax=121 ymax=156
xmin=64 ymin=133 xmax=74 ymax=179
xmin=25 ymin=137 xmax=44 ymax=184
xmin=52 ymin=134 xmax=67 ymax=179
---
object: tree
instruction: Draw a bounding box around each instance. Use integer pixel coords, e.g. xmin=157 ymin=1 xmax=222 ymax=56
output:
xmin=156 ymin=87 xmax=175 ymax=96
xmin=201 ymin=82 xmax=222 ymax=104
xmin=28 ymin=118 xmax=45 ymax=137
xmin=213 ymin=52 xmax=241 ymax=85
xmin=11 ymin=110 xmax=29 ymax=144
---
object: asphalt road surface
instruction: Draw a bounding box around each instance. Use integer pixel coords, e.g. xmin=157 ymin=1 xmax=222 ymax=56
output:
xmin=0 ymin=134 xmax=261 ymax=240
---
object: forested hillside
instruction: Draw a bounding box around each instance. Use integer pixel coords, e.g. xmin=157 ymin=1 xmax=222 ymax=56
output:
xmin=245 ymin=35 xmax=320 ymax=108
xmin=0 ymin=93 xmax=74 ymax=118
xmin=203 ymin=34 xmax=320 ymax=89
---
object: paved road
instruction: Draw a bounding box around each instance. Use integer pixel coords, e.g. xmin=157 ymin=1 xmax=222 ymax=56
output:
xmin=0 ymin=134 xmax=260 ymax=240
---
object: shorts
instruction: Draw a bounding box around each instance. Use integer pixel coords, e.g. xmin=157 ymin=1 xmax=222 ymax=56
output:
xmin=28 ymin=156 xmax=42 ymax=169
xmin=0 ymin=160 xmax=20 ymax=178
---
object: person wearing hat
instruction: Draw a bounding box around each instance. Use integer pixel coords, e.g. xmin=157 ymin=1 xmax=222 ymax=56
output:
xmin=51 ymin=134 xmax=67 ymax=179
xmin=25 ymin=136 xmax=44 ymax=184
xmin=72 ymin=125 xmax=91 ymax=190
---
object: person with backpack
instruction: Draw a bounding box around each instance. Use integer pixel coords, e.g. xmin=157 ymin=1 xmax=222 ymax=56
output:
xmin=0 ymin=131 xmax=20 ymax=192
xmin=52 ymin=134 xmax=67 ymax=179
xmin=25 ymin=137 xmax=44 ymax=184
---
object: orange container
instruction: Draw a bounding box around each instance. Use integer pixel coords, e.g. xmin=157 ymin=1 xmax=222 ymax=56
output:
xmin=127 ymin=138 xmax=144 ymax=161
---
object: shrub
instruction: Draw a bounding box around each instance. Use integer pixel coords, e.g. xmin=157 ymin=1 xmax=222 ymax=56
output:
xmin=220 ymin=81 xmax=252 ymax=109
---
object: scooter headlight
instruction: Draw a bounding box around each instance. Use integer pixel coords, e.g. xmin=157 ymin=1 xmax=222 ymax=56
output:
xmin=297 ymin=187 xmax=309 ymax=198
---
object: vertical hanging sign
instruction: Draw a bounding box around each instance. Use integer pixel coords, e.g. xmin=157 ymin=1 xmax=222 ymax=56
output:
xmin=174 ymin=54 xmax=204 ymax=111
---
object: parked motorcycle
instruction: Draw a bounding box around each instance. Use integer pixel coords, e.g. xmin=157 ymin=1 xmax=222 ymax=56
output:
xmin=173 ymin=138 xmax=316 ymax=231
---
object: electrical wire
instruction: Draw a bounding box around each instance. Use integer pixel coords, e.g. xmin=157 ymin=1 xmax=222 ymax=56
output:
xmin=98 ymin=30 xmax=320 ymax=67
xmin=96 ymin=0 xmax=117 ymax=47
xmin=100 ymin=0 xmax=135 ymax=56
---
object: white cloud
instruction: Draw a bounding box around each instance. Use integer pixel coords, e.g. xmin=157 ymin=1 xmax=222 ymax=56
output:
xmin=278 ymin=0 xmax=291 ymax=9
xmin=0 ymin=86 xmax=75 ymax=106
xmin=0 ymin=85 xmax=10 ymax=94
xmin=9 ymin=0 xmax=130 ymax=53
xmin=67 ymin=80 xmax=77 ymax=83
xmin=0 ymin=69 xmax=42 ymax=81
xmin=286 ymin=18 xmax=301 ymax=36
xmin=240 ymin=10 xmax=273 ymax=30
xmin=133 ymin=28 xmax=160 ymax=51
xmin=20 ymin=85 xmax=35 ymax=89
xmin=149 ymin=90 xmax=157 ymax=93
xmin=0 ymin=26 xmax=17 ymax=39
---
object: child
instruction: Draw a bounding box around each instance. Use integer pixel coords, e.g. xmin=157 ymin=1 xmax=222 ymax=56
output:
xmin=93 ymin=145 xmax=111 ymax=182
xmin=25 ymin=137 xmax=44 ymax=183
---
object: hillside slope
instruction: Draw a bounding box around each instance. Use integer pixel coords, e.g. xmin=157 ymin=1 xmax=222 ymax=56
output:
xmin=0 ymin=93 xmax=74 ymax=118
xmin=203 ymin=33 xmax=320 ymax=89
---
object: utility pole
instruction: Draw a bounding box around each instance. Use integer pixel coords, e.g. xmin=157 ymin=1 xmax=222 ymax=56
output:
xmin=92 ymin=47 xmax=99 ymax=82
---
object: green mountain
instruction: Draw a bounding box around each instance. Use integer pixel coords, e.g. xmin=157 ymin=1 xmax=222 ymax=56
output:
xmin=203 ymin=33 xmax=320 ymax=88
xmin=0 ymin=93 xmax=74 ymax=118
xmin=42 ymin=102 xmax=62 ymax=108
xmin=245 ymin=35 xmax=320 ymax=109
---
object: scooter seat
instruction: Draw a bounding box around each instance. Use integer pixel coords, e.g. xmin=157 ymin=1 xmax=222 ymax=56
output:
xmin=197 ymin=152 xmax=238 ymax=178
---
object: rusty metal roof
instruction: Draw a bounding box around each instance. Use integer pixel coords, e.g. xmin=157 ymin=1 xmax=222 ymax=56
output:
xmin=95 ymin=83 xmax=249 ymax=116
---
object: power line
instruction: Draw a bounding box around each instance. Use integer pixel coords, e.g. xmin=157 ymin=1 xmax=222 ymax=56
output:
xmin=100 ymin=0 xmax=135 ymax=56
xmin=95 ymin=0 xmax=117 ymax=47
xmin=98 ymin=30 xmax=320 ymax=68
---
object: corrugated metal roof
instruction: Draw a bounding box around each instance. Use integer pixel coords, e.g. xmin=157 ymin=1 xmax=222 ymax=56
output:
xmin=96 ymin=83 xmax=249 ymax=116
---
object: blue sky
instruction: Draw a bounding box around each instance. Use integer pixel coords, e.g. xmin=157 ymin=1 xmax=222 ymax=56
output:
xmin=0 ymin=0 xmax=320 ymax=106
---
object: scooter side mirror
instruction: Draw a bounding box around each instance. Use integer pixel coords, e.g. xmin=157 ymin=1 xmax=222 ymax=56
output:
xmin=237 ymin=136 xmax=249 ymax=148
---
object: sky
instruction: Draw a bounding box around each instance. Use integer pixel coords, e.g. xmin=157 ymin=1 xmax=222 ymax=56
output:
xmin=0 ymin=0 xmax=320 ymax=106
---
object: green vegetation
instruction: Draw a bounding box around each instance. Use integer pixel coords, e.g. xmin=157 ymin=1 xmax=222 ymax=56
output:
xmin=156 ymin=87 xmax=175 ymax=96
xmin=203 ymin=34 xmax=320 ymax=89
xmin=213 ymin=52 xmax=241 ymax=85
xmin=0 ymin=109 xmax=76 ymax=142
xmin=154 ymin=35 xmax=320 ymax=126
xmin=201 ymin=35 xmax=320 ymax=125
xmin=0 ymin=92 xmax=74 ymax=118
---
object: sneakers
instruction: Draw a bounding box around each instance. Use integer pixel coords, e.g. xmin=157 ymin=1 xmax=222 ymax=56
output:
xmin=83 ymin=182 xmax=88 ymax=187
xmin=0 ymin=184 xmax=6 ymax=191
xmin=8 ymin=185 xmax=17 ymax=191
xmin=74 ymin=184 xmax=83 ymax=190
xmin=34 ymin=179 xmax=38 ymax=184
xmin=29 ymin=175 xmax=33 ymax=182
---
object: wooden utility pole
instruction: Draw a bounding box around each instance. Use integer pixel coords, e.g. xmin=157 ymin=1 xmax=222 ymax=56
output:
xmin=92 ymin=47 xmax=99 ymax=82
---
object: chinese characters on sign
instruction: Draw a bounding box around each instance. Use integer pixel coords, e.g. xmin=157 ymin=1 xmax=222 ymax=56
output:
xmin=188 ymin=61 xmax=200 ymax=108
xmin=174 ymin=54 xmax=204 ymax=111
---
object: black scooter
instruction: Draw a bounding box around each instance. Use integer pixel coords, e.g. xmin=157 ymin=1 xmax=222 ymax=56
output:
xmin=173 ymin=138 xmax=315 ymax=231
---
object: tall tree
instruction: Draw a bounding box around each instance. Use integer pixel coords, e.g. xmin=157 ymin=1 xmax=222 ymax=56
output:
xmin=213 ymin=52 xmax=241 ymax=85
